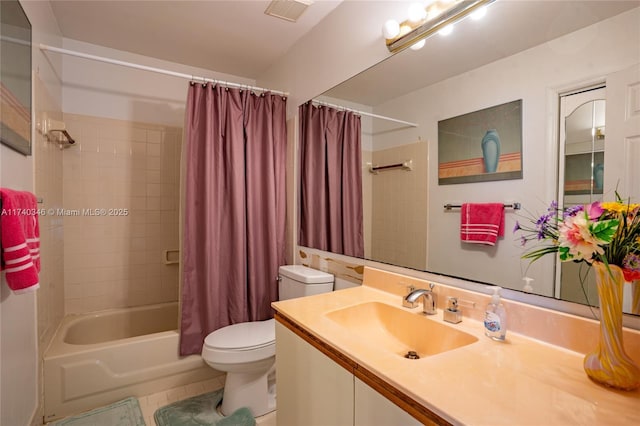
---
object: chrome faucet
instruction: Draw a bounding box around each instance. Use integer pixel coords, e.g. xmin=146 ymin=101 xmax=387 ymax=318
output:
xmin=404 ymin=283 xmax=437 ymax=315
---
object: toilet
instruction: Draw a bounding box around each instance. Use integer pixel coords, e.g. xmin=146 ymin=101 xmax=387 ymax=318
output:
xmin=201 ymin=265 xmax=334 ymax=417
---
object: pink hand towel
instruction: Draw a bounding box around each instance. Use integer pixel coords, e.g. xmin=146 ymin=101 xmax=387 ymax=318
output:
xmin=460 ymin=203 xmax=505 ymax=246
xmin=0 ymin=188 xmax=40 ymax=294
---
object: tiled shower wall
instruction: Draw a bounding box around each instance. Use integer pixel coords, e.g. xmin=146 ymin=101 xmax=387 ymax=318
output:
xmin=371 ymin=141 xmax=428 ymax=270
xmin=62 ymin=113 xmax=181 ymax=314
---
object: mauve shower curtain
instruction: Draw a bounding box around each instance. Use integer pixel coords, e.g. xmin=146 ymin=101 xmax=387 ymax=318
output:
xmin=180 ymin=83 xmax=286 ymax=356
xmin=298 ymin=103 xmax=364 ymax=257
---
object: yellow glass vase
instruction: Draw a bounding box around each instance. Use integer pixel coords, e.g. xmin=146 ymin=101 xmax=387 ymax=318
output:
xmin=583 ymin=262 xmax=640 ymax=390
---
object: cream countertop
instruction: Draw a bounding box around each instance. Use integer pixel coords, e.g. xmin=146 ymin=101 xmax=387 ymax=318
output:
xmin=272 ymin=283 xmax=640 ymax=425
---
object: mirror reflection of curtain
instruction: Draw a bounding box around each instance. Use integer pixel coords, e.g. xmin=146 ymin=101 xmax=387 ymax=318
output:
xmin=298 ymin=103 xmax=364 ymax=257
xmin=180 ymin=84 xmax=287 ymax=356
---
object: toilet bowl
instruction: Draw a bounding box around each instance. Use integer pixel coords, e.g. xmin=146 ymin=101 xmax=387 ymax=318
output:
xmin=201 ymin=265 xmax=334 ymax=417
xmin=202 ymin=319 xmax=276 ymax=417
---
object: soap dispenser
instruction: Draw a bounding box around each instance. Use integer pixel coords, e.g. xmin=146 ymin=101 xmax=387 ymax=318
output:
xmin=484 ymin=287 xmax=507 ymax=341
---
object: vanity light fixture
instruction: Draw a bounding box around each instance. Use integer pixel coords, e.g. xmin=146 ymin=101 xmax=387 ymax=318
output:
xmin=410 ymin=39 xmax=426 ymax=51
xmin=438 ymin=24 xmax=454 ymax=36
xmin=383 ymin=0 xmax=495 ymax=53
xmin=470 ymin=5 xmax=488 ymax=20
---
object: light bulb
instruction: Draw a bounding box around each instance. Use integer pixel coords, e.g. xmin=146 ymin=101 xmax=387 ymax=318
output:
xmin=427 ymin=5 xmax=442 ymax=20
xmin=470 ymin=6 xmax=487 ymax=20
xmin=407 ymin=3 xmax=427 ymax=23
xmin=399 ymin=24 xmax=413 ymax=37
xmin=410 ymin=39 xmax=426 ymax=50
xmin=382 ymin=19 xmax=400 ymax=39
xmin=438 ymin=24 xmax=454 ymax=36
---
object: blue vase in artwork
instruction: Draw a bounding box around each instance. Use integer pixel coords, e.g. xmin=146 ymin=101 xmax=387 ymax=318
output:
xmin=593 ymin=163 xmax=604 ymax=191
xmin=481 ymin=129 xmax=501 ymax=173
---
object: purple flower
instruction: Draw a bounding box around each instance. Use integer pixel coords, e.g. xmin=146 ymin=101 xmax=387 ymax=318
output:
xmin=532 ymin=213 xmax=555 ymax=241
xmin=536 ymin=213 xmax=551 ymax=226
xmin=547 ymin=201 xmax=558 ymax=215
xmin=623 ymin=253 xmax=640 ymax=271
xmin=520 ymin=235 xmax=527 ymax=246
xmin=513 ymin=221 xmax=521 ymax=233
xmin=563 ymin=205 xmax=583 ymax=218
xmin=622 ymin=253 xmax=640 ymax=281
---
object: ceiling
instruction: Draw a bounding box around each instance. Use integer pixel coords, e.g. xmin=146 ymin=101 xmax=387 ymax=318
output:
xmin=324 ymin=0 xmax=640 ymax=106
xmin=49 ymin=0 xmax=343 ymax=79
xmin=48 ymin=0 xmax=639 ymax=103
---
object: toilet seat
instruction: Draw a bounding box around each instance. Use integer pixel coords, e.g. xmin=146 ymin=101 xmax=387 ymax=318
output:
xmin=205 ymin=318 xmax=275 ymax=350
xmin=202 ymin=318 xmax=275 ymax=365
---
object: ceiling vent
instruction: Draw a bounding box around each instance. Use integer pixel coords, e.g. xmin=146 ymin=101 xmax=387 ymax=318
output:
xmin=265 ymin=0 xmax=313 ymax=23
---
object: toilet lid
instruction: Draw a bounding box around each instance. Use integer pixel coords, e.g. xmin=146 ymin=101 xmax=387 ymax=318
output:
xmin=204 ymin=318 xmax=275 ymax=351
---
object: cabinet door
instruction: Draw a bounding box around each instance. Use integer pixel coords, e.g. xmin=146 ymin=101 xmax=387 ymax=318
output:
xmin=275 ymin=322 xmax=354 ymax=426
xmin=355 ymin=378 xmax=422 ymax=426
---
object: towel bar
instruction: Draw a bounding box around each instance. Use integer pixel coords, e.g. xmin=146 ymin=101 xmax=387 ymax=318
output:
xmin=444 ymin=202 xmax=521 ymax=211
xmin=368 ymin=159 xmax=413 ymax=174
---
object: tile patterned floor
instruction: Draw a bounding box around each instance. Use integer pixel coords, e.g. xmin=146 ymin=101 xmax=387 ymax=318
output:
xmin=138 ymin=376 xmax=276 ymax=426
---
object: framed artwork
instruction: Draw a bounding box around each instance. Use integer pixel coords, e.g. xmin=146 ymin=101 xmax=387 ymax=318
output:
xmin=438 ymin=99 xmax=522 ymax=185
xmin=1 ymin=0 xmax=32 ymax=155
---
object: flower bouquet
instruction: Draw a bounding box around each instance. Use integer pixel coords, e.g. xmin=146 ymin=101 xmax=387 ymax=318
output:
xmin=514 ymin=195 xmax=640 ymax=390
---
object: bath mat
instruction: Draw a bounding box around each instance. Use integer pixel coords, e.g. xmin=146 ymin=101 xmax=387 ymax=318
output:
xmin=154 ymin=389 xmax=256 ymax=426
xmin=50 ymin=396 xmax=145 ymax=426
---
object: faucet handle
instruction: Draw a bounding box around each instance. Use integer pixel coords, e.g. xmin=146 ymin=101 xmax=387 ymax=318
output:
xmin=447 ymin=297 xmax=458 ymax=311
xmin=419 ymin=282 xmax=436 ymax=315
xmin=422 ymin=288 xmax=437 ymax=315
xmin=402 ymin=285 xmax=418 ymax=308
xmin=444 ymin=296 xmax=462 ymax=324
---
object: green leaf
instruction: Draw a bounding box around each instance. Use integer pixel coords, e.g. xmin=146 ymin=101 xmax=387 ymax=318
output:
xmin=558 ymin=246 xmax=572 ymax=261
xmin=590 ymin=219 xmax=619 ymax=243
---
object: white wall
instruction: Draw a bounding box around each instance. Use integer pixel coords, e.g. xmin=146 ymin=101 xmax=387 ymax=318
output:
xmin=1 ymin=1 xmax=63 ymax=424
xmin=61 ymin=38 xmax=256 ymax=127
xmin=371 ymin=8 xmax=640 ymax=296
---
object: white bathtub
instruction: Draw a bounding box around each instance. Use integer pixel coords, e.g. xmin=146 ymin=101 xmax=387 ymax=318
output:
xmin=44 ymin=302 xmax=220 ymax=422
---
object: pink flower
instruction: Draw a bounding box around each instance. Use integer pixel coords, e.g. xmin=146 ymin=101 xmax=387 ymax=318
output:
xmin=558 ymin=214 xmax=604 ymax=261
xmin=586 ymin=202 xmax=604 ymax=220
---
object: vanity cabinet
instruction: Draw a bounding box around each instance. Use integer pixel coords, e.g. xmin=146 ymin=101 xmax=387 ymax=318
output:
xmin=275 ymin=321 xmax=426 ymax=426
xmin=275 ymin=322 xmax=354 ymax=426
xmin=355 ymin=378 xmax=422 ymax=426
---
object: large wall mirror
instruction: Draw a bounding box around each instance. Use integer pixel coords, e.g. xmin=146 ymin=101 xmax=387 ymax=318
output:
xmin=0 ymin=0 xmax=32 ymax=155
xmin=298 ymin=1 xmax=640 ymax=315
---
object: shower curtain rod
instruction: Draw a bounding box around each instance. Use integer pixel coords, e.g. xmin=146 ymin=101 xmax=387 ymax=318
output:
xmin=39 ymin=44 xmax=289 ymax=97
xmin=311 ymin=99 xmax=418 ymax=127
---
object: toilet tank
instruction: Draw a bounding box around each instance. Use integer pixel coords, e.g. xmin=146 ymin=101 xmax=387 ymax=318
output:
xmin=278 ymin=265 xmax=334 ymax=301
